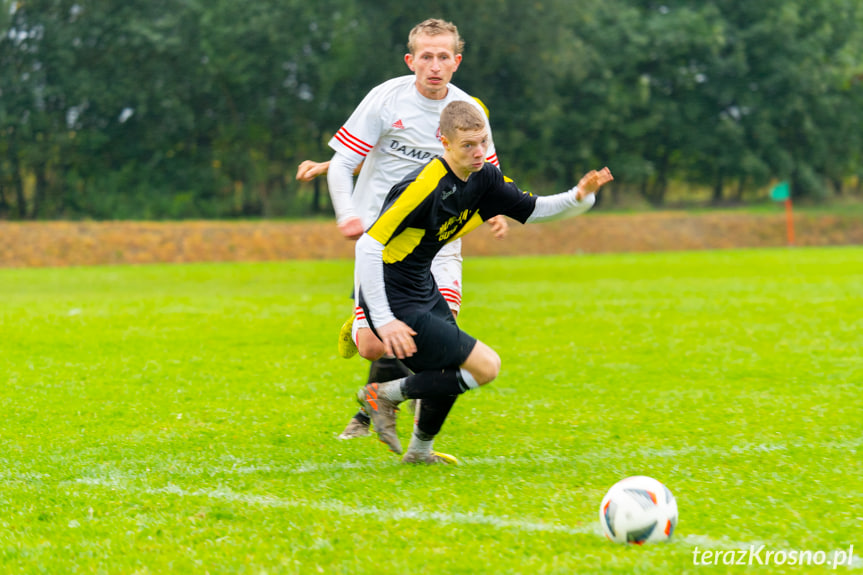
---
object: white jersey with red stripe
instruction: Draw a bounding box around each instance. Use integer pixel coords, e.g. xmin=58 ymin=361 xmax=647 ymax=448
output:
xmin=328 ymin=75 xmax=499 ymax=228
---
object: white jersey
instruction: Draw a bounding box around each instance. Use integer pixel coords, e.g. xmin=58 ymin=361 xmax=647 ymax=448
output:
xmin=328 ymin=75 xmax=499 ymax=227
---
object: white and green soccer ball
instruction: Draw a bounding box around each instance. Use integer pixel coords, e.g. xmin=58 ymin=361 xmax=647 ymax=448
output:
xmin=599 ymin=475 xmax=678 ymax=545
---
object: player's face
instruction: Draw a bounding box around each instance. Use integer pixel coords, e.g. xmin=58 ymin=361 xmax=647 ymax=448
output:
xmin=443 ymin=128 xmax=489 ymax=180
xmin=405 ymin=33 xmax=462 ymax=100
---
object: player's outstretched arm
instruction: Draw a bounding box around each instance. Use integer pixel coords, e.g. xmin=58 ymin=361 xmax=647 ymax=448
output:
xmin=523 ymin=166 xmax=613 ymax=223
xmin=296 ymin=159 xmax=364 ymax=182
xmin=296 ymin=160 xmax=329 ymax=182
xmin=574 ymin=167 xmax=613 ymax=200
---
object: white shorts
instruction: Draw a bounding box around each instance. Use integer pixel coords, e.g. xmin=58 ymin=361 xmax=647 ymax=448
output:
xmin=352 ymin=239 xmax=463 ymax=342
xmin=431 ymin=238 xmax=463 ymax=312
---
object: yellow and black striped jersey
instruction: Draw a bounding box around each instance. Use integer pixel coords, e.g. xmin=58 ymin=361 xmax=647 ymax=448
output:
xmin=364 ymin=158 xmax=536 ymax=316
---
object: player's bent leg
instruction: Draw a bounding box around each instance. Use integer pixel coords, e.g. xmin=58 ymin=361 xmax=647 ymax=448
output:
xmin=356 ymin=327 xmax=386 ymax=361
xmin=402 ymin=396 xmax=459 ymax=465
xmin=459 ymin=340 xmax=501 ymax=386
xmin=352 ymin=311 xmax=387 ymax=361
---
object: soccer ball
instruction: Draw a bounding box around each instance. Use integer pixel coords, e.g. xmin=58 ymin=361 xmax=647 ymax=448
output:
xmin=599 ymin=476 xmax=678 ymax=544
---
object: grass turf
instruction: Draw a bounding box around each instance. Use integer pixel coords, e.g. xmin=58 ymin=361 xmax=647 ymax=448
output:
xmin=1 ymin=247 xmax=861 ymax=574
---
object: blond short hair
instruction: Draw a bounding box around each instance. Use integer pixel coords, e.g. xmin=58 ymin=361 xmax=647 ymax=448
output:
xmin=407 ymin=18 xmax=465 ymax=55
xmin=440 ymin=101 xmax=485 ymax=140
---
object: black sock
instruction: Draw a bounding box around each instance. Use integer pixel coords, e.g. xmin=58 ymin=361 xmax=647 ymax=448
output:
xmin=401 ymin=368 xmax=471 ymax=399
xmin=368 ymin=357 xmax=412 ymax=384
xmin=352 ymin=411 xmax=370 ymax=424
xmin=416 ymin=396 xmax=458 ymax=437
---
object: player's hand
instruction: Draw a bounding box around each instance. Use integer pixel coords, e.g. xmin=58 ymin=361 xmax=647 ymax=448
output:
xmin=575 ymin=167 xmax=614 ymax=199
xmin=296 ymin=160 xmax=329 ymax=181
xmin=486 ymin=215 xmax=509 ymax=239
xmin=377 ymin=320 xmax=417 ymax=359
xmin=337 ymin=217 xmax=364 ymax=240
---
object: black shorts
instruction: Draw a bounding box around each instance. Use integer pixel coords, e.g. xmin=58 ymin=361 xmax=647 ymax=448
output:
xmin=362 ymin=293 xmax=477 ymax=373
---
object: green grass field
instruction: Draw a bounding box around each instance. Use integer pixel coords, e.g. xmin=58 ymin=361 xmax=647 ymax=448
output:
xmin=1 ymin=247 xmax=861 ymax=574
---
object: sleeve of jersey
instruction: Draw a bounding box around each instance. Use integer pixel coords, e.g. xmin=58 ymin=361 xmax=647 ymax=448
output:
xmin=355 ymin=233 xmax=396 ymax=328
xmin=328 ymin=87 xmax=384 ymax=160
xmin=476 ymin=168 xmax=595 ymax=223
xmin=526 ymin=190 xmax=596 ymax=222
xmin=477 ymin=170 xmax=537 ymax=224
xmin=327 ymin=152 xmax=360 ymax=223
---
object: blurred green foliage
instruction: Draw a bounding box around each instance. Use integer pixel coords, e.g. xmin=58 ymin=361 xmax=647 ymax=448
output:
xmin=1 ymin=0 xmax=862 ymax=219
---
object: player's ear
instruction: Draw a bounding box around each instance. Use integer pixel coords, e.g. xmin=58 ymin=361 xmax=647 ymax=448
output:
xmin=405 ymin=53 xmax=415 ymax=71
xmin=452 ymin=53 xmax=462 ymax=70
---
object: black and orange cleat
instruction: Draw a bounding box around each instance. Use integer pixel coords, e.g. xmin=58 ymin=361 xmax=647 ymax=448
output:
xmin=356 ymin=383 xmax=402 ymax=454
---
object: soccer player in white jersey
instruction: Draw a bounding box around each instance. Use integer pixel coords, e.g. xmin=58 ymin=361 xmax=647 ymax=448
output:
xmin=297 ymin=19 xmax=507 ymax=440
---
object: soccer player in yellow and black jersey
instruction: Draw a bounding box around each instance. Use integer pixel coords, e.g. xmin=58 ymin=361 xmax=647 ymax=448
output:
xmin=296 ymin=19 xmax=508 ymax=442
xmin=355 ymin=100 xmax=613 ymax=464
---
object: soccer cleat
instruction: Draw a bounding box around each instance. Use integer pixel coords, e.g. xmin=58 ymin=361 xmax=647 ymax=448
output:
xmin=338 ymin=314 xmax=358 ymax=359
xmin=401 ymin=450 xmax=459 ymax=465
xmin=357 ymin=383 xmax=402 ymax=454
xmin=338 ymin=415 xmax=371 ymax=439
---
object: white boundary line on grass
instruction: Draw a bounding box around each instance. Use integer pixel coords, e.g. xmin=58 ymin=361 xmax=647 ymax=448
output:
xmin=74 ymin=474 xmax=862 ymax=568
xmin=47 ymin=437 xmax=859 ymax=483
xmin=212 ymin=437 xmax=863 ymax=477
xmin=76 ymin=476 xmax=598 ymax=536
xmin=208 ymin=454 xmax=578 ymax=476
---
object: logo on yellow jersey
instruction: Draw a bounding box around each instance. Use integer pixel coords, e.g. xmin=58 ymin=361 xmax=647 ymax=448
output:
xmin=437 ymin=209 xmax=471 ymax=241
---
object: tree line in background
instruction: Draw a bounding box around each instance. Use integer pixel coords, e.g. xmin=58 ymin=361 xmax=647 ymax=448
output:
xmin=1 ymin=0 xmax=862 ymax=220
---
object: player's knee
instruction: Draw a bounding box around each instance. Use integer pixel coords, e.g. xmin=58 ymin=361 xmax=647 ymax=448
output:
xmin=358 ymin=343 xmax=384 ymax=361
xmin=463 ymin=341 xmax=500 ymax=386
xmin=474 ymin=348 xmax=501 ymax=385
xmin=357 ymin=329 xmax=385 ymax=361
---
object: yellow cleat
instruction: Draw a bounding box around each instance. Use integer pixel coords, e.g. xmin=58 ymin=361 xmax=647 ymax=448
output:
xmin=402 ymin=450 xmax=459 ymax=465
xmin=338 ymin=314 xmax=358 ymax=359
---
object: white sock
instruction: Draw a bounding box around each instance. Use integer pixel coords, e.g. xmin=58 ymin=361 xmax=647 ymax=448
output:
xmin=406 ymin=428 xmax=434 ymax=455
xmin=377 ymin=378 xmax=406 ymax=402
xmin=459 ymin=368 xmax=479 ymax=390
